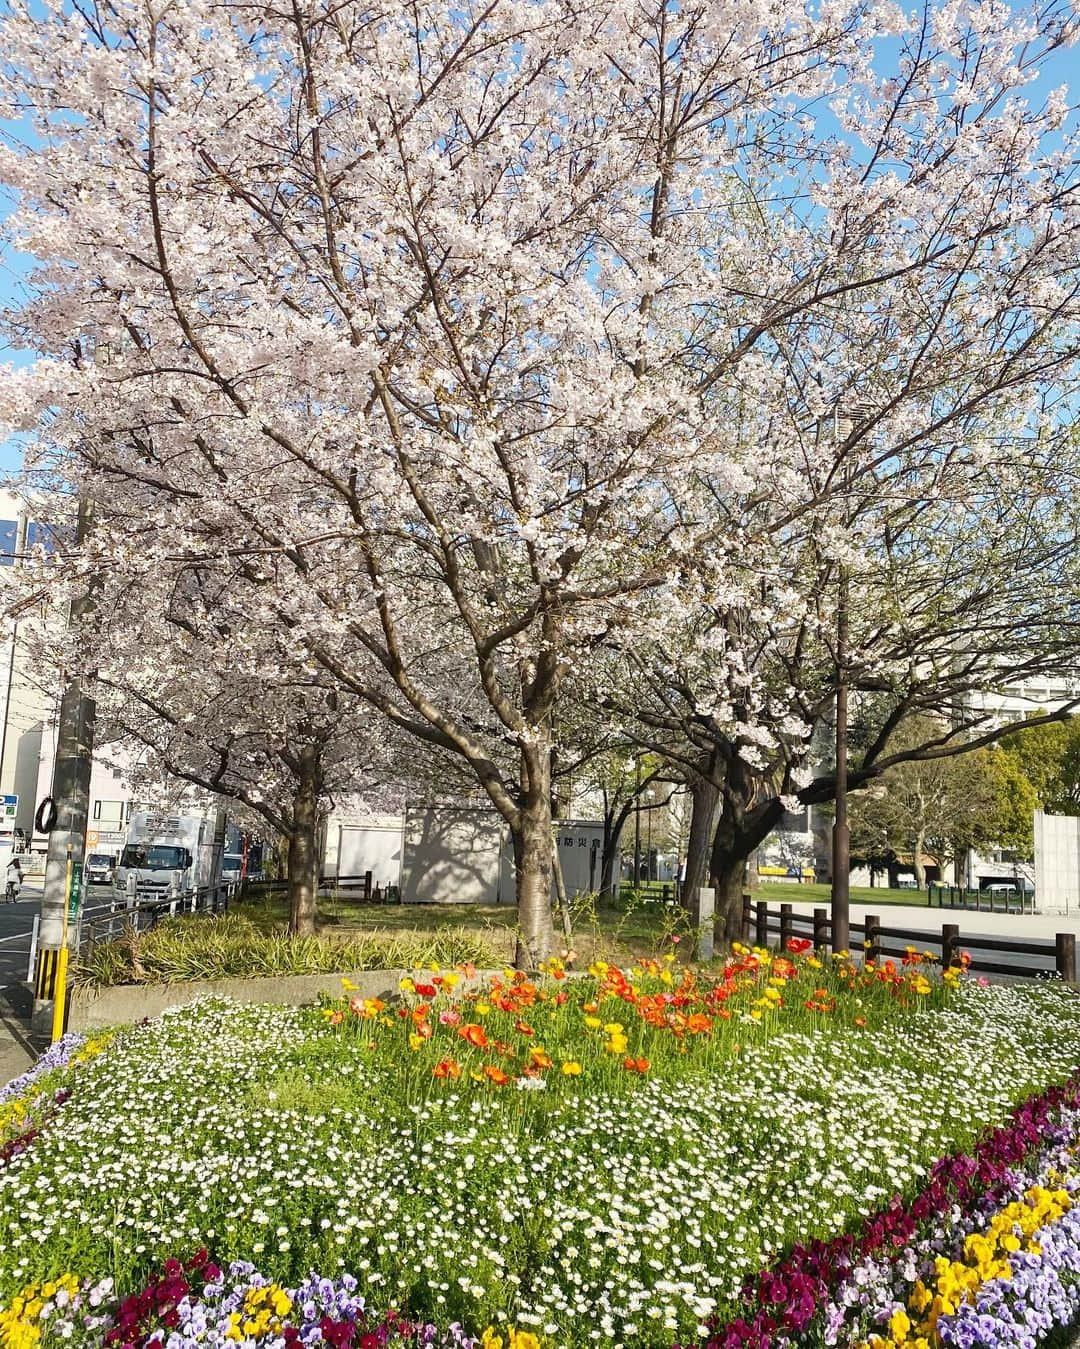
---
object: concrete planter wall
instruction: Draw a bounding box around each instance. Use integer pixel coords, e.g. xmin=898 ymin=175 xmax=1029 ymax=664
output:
xmin=67 ymin=969 xmax=422 ymax=1031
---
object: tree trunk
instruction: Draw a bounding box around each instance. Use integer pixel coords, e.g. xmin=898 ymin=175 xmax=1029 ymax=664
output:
xmin=551 ymin=837 xmax=574 ymax=950
xmin=912 ymin=827 xmax=926 ymax=890
xmin=513 ymin=746 xmax=556 ymax=968
xmin=711 ymin=856 xmax=748 ymax=944
xmin=683 ymin=776 xmax=720 ymax=910
xmin=709 ymin=831 xmax=749 ymax=943
xmin=708 ymin=757 xmax=758 ymax=942
xmin=599 ymin=836 xmax=618 ymax=903
xmin=287 ymin=743 xmax=320 ymax=937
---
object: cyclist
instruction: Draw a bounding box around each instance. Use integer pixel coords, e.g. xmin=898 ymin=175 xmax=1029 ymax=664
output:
xmin=5 ymin=855 xmax=22 ymax=904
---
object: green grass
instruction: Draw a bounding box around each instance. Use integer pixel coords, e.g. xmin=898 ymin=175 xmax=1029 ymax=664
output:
xmin=754 ymin=880 xmax=929 ymax=906
xmin=72 ymin=893 xmax=696 ymax=986
xmin=71 ymin=879 xmax=929 ymax=989
xmin=618 ymin=878 xmax=929 ymax=907
xmin=72 ymin=913 xmax=502 ymax=986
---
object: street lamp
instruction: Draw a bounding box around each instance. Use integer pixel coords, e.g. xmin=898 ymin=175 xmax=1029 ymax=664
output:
xmin=827 ymin=401 xmax=869 ymax=957
xmin=832 ymin=566 xmax=850 ymax=955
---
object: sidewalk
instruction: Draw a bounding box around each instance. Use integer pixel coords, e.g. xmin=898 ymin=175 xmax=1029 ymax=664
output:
xmin=775 ymin=897 xmax=1080 ymax=940
xmin=0 ymin=984 xmax=38 ymax=1089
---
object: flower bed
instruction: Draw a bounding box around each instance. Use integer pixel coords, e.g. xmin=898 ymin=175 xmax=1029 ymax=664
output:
xmin=1 ymin=948 xmax=1079 ymax=1347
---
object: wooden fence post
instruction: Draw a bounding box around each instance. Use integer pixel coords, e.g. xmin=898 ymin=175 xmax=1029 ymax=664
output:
xmin=742 ymin=893 xmax=752 ymax=943
xmin=941 ymin=923 xmax=960 ymax=971
xmin=780 ymin=903 xmax=793 ymax=950
xmin=813 ymin=907 xmax=828 ymax=953
xmin=1056 ymin=932 xmax=1076 ymax=984
xmin=865 ymin=913 xmax=881 ymax=964
xmin=755 ymin=900 xmax=769 ymax=949
xmin=364 ymin=870 xmax=373 ymax=902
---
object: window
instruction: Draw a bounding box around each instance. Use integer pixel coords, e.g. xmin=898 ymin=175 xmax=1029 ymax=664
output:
xmin=92 ymin=799 xmax=124 ymax=827
xmin=119 ymin=844 xmax=191 ymax=871
xmin=26 ymin=522 xmax=56 ymax=555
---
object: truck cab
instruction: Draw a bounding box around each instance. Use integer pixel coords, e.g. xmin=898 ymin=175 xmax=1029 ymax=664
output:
xmin=113 ymin=812 xmax=214 ymax=902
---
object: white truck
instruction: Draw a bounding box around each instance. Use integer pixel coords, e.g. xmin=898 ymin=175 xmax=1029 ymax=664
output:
xmin=113 ymin=812 xmax=220 ymax=902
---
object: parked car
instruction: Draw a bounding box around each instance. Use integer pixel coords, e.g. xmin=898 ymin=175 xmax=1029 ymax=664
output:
xmin=85 ymin=852 xmax=117 ymax=886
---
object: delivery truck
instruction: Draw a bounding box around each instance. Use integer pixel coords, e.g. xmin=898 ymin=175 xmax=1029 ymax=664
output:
xmin=113 ymin=811 xmax=220 ymax=901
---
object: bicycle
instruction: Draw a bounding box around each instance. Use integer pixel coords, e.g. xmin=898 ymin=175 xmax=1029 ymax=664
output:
xmin=4 ymin=881 xmax=18 ymax=904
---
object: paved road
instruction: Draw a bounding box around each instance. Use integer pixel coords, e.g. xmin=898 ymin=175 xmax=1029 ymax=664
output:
xmin=0 ymin=883 xmax=45 ymax=1085
xmin=0 ymin=883 xmax=43 ymax=986
xmin=0 ymin=883 xmax=124 ymax=1088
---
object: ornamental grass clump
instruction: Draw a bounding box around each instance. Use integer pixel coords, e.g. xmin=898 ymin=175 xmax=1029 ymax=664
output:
xmin=72 ymin=914 xmax=499 ymax=986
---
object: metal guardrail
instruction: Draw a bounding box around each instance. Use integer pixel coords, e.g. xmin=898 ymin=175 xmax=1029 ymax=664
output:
xmin=928 ymin=883 xmax=1036 ymax=915
xmin=78 ymin=881 xmax=235 ymax=949
xmin=0 ymin=917 xmax=37 ymax=982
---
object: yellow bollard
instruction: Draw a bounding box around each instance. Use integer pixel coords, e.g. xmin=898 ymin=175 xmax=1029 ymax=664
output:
xmin=50 ymin=945 xmax=69 ymax=1042
xmin=50 ymin=849 xmax=74 ymax=1043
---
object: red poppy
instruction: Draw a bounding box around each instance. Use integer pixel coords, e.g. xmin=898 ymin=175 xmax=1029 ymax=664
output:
xmin=786 ymin=938 xmax=812 ymax=955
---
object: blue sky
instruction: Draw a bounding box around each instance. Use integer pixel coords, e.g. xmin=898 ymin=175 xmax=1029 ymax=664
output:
xmin=0 ymin=12 xmax=1076 ymax=481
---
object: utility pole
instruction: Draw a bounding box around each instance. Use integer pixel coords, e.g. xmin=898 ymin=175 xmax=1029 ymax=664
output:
xmin=33 ymin=498 xmax=95 ymax=1036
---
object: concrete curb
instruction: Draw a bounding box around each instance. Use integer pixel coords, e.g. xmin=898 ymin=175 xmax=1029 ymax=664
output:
xmin=67 ymin=968 xmax=503 ymax=1030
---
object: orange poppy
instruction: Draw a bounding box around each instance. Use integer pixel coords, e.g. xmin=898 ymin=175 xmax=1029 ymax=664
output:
xmin=433 ymin=1059 xmax=462 ymax=1079
xmin=622 ymin=1056 xmax=649 ymax=1073
xmin=483 ymin=1065 xmax=511 ymax=1085
xmin=459 ymin=1023 xmax=489 ymax=1049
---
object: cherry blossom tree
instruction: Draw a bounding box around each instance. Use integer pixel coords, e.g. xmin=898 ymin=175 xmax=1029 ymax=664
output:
xmin=1 ymin=0 xmax=1078 ymax=963
xmin=15 ymin=519 xmax=402 ymax=933
xmin=617 ymin=436 xmax=1080 ymax=934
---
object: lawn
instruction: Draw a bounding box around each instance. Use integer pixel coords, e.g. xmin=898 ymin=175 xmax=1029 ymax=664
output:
xmin=753 ymin=880 xmax=928 ymax=906
xmin=620 ymin=880 xmax=929 ymax=907
xmin=4 ymin=948 xmax=1080 ymax=1348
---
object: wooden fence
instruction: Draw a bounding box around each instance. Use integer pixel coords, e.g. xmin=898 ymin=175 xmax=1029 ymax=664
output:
xmin=243 ymin=873 xmax=398 ymax=904
xmin=741 ymin=896 xmax=1077 ymax=983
